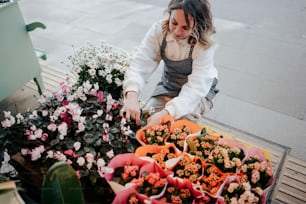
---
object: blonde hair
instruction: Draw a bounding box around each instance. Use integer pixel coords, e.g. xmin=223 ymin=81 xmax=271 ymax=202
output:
xmin=162 ymin=0 xmax=215 ymax=48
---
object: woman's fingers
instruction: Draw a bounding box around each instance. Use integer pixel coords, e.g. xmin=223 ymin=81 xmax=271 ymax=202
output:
xmin=120 ymin=107 xmax=140 ymax=124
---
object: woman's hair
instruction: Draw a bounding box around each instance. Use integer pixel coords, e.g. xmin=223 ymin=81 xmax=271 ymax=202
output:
xmin=162 ymin=0 xmax=215 ymax=47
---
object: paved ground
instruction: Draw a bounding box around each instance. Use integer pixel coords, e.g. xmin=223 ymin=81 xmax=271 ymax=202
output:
xmin=2 ymin=0 xmax=306 ymax=161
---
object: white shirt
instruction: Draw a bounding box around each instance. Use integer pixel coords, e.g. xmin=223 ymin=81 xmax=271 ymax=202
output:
xmin=124 ymin=20 xmax=218 ymax=119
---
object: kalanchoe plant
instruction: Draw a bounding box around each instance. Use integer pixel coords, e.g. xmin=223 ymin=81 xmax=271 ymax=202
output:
xmin=67 ymin=41 xmax=131 ymax=100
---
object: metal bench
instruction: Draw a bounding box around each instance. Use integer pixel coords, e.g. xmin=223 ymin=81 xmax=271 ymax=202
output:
xmin=0 ymin=1 xmax=46 ymax=101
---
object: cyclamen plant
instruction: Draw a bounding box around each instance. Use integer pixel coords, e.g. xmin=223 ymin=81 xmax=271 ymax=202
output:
xmin=0 ymin=77 xmax=141 ymax=189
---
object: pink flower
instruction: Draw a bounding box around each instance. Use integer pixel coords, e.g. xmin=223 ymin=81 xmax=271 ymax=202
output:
xmin=77 ymin=123 xmax=85 ymax=132
xmin=251 ymin=170 xmax=260 ymax=184
xmin=30 ymin=145 xmax=44 ymax=161
xmin=103 ymin=133 xmax=109 ymax=142
xmin=112 ymin=102 xmax=119 ymax=109
xmin=85 ymin=153 xmax=95 ymax=163
xmin=67 ymin=159 xmax=73 ymax=165
xmin=47 ymin=123 xmax=57 ymax=132
xmin=41 ymin=133 xmax=48 ymax=141
xmin=75 ymin=170 xmax=81 ymax=179
xmin=64 ymin=149 xmax=77 ymax=157
xmin=105 ymin=114 xmax=113 ymax=121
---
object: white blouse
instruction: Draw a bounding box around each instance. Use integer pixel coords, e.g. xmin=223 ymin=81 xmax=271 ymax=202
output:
xmin=123 ymin=20 xmax=218 ymax=119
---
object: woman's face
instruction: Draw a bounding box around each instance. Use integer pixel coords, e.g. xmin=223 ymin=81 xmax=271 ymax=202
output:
xmin=169 ymin=9 xmax=194 ymax=41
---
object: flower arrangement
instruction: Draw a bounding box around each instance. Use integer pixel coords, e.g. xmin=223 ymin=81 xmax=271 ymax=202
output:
xmin=197 ymin=164 xmax=230 ymax=196
xmin=68 ymin=41 xmax=131 ymax=100
xmin=137 ymin=123 xmax=171 ymax=145
xmin=239 ymin=148 xmax=273 ymax=189
xmin=186 ymin=128 xmax=221 ymax=160
xmin=170 ymin=153 xmax=203 ymax=183
xmin=105 ymin=153 xmax=151 ymax=187
xmin=208 ymin=139 xmax=246 ymax=173
xmin=135 ymin=143 xmax=180 ymax=169
xmin=220 ymin=175 xmax=266 ymax=204
xmin=131 ymin=171 xmax=167 ymax=197
xmin=154 ymin=176 xmax=202 ymax=204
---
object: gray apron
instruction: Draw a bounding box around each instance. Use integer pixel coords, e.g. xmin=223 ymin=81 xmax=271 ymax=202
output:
xmin=152 ymin=37 xmax=218 ymax=101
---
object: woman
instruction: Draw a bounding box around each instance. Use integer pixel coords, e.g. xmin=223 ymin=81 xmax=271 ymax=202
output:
xmin=120 ymin=0 xmax=219 ymax=126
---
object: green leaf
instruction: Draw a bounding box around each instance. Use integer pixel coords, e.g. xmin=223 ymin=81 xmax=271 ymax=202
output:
xmin=186 ymin=140 xmax=197 ymax=153
xmin=41 ymin=161 xmax=84 ymax=204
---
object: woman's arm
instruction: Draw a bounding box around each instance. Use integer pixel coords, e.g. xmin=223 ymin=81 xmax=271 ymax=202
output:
xmin=123 ymin=21 xmax=163 ymax=96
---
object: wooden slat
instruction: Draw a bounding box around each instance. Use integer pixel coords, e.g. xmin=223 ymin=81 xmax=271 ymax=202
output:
xmin=281 ymin=176 xmax=306 ymax=193
xmin=277 ymin=185 xmax=306 ymax=203
xmin=275 ymin=191 xmax=306 ymax=204
xmin=273 ymin=155 xmax=306 ymax=203
xmin=284 ymin=169 xmax=306 ymax=184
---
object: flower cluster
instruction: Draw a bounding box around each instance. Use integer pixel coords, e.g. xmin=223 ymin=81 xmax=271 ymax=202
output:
xmin=172 ymin=154 xmax=203 ymax=183
xmin=208 ymin=143 xmax=245 ymax=173
xmin=240 ymin=155 xmax=273 ymax=189
xmin=150 ymin=146 xmax=178 ymax=169
xmin=186 ymin=128 xmax=220 ymax=160
xmin=221 ymin=176 xmax=266 ymax=204
xmin=141 ymin=124 xmax=171 ymax=145
xmin=198 ymin=164 xmax=230 ymax=195
xmin=128 ymin=193 xmax=142 ymax=204
xmin=131 ymin=171 xmax=167 ymax=197
xmin=158 ymin=183 xmax=194 ymax=204
xmin=112 ymin=164 xmax=140 ymax=186
xmin=68 ymin=41 xmax=131 ymax=100
xmin=166 ymin=125 xmax=191 ymax=151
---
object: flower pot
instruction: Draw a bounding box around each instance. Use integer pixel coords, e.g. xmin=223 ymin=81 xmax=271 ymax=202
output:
xmin=8 ymin=153 xmax=46 ymax=203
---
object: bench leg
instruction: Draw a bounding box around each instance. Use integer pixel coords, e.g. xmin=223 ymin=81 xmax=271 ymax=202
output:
xmin=33 ymin=75 xmax=44 ymax=95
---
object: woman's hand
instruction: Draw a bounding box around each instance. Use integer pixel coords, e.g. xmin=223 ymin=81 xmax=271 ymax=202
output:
xmin=120 ymin=91 xmax=141 ymax=125
xmin=146 ymin=109 xmax=169 ymax=126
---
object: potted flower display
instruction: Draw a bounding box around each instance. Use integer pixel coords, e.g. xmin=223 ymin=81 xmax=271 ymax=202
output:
xmin=0 ymin=41 xmax=148 ymax=203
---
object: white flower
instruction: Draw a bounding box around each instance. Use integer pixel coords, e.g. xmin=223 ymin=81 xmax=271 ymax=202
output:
xmin=3 ymin=111 xmax=11 ymax=118
xmin=97 ymin=158 xmax=106 ymax=168
xmin=106 ymin=149 xmax=114 ymax=159
xmin=30 ymin=149 xmax=42 ymax=161
xmin=106 ymin=74 xmax=112 ymax=83
xmin=21 ymin=148 xmax=29 ymax=156
xmin=47 ymin=150 xmax=54 ymax=158
xmin=73 ymin=65 xmax=82 ymax=73
xmin=77 ymin=157 xmax=85 ymax=166
xmin=87 ymin=163 xmax=93 ymax=170
xmin=42 ymin=110 xmax=49 ymax=117
xmin=88 ymin=68 xmax=96 ymax=77
xmin=16 ymin=113 xmax=24 ymax=124
xmin=73 ymin=141 xmax=81 ymax=151
xmin=97 ymin=109 xmax=103 ymax=116
xmin=58 ymin=122 xmax=68 ymax=139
